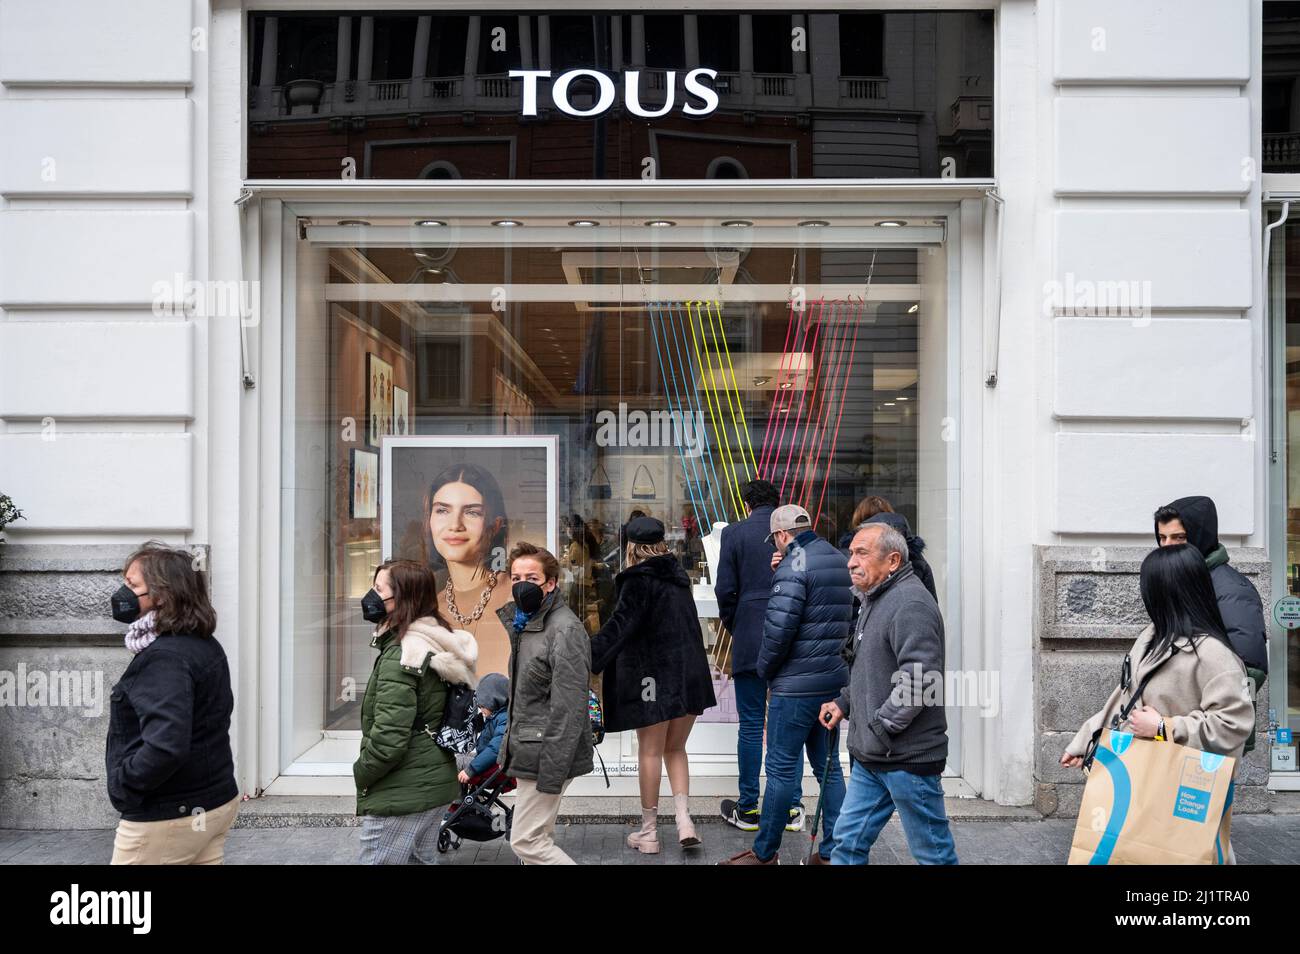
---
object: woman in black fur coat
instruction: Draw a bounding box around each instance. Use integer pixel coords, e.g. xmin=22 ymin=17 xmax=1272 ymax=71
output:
xmin=590 ymin=517 xmax=716 ymax=853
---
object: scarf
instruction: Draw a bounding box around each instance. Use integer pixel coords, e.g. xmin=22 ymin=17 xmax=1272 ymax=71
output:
xmin=125 ymin=610 xmax=160 ymax=654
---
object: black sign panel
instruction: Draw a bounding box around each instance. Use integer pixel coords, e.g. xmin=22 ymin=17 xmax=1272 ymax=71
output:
xmin=247 ymin=10 xmax=993 ymax=180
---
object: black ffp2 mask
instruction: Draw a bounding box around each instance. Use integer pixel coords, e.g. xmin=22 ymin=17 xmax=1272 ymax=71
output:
xmin=111 ymin=584 xmax=143 ymax=624
xmin=512 ymin=581 xmax=546 ymax=615
xmin=361 ymin=588 xmax=389 ymax=624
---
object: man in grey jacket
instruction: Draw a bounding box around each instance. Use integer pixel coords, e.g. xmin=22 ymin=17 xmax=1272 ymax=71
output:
xmin=821 ymin=523 xmax=957 ymax=864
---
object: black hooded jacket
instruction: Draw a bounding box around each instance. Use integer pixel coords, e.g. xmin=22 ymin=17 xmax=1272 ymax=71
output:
xmin=1155 ymin=495 xmax=1268 ymax=673
xmin=840 ymin=512 xmax=940 ymax=603
xmin=590 ymin=554 xmax=717 ymax=732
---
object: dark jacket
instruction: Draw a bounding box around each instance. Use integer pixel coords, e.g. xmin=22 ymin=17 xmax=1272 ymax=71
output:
xmin=498 ymin=593 xmax=594 ymax=794
xmin=756 ymin=530 xmax=852 ymax=697
xmin=354 ymin=620 xmax=464 ymax=817
xmin=590 ymin=554 xmax=717 ymax=731
xmin=865 ymin=512 xmax=938 ymax=602
xmin=468 ymin=709 xmax=509 ymax=777
xmin=834 ymin=563 xmax=949 ymax=771
xmin=1155 ymin=496 xmax=1268 ymax=673
xmin=840 ymin=513 xmax=939 ymax=603
xmin=106 ymin=633 xmax=239 ymax=822
xmin=714 ymin=505 xmax=776 ymax=676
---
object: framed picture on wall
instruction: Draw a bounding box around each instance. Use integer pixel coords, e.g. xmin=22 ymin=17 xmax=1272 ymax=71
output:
xmin=366 ymin=352 xmax=393 ymax=447
xmin=393 ymin=386 xmax=410 ymax=436
xmin=380 ymin=436 xmax=559 ymax=564
xmin=381 ymin=436 xmax=559 ymax=677
xmin=350 ymin=449 xmax=378 ymax=519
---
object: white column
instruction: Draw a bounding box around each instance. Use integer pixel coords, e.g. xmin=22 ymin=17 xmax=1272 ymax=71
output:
xmin=684 ymin=14 xmax=699 ymax=66
xmin=357 ymin=16 xmax=374 ymax=82
xmin=630 ymin=15 xmax=645 ymax=68
xmin=611 ymin=15 xmax=623 ymax=71
xmin=464 ymin=16 xmax=480 ymax=77
xmin=412 ymin=16 xmax=431 ymax=81
xmin=739 ymin=15 xmax=754 ymax=74
xmin=258 ymin=16 xmax=278 ymax=88
xmin=335 ymin=17 xmax=351 ymax=82
xmin=519 ymin=15 xmax=533 ymax=70
xmin=792 ymin=15 xmax=808 ymax=74
xmin=538 ymin=15 xmax=551 ymax=71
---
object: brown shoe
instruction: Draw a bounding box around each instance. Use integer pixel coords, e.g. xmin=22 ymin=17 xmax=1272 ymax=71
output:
xmin=718 ymin=848 xmax=778 ymax=866
xmin=802 ymin=849 xmax=831 ymax=865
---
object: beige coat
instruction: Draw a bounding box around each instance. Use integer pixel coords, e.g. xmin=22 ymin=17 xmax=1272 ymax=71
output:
xmin=1065 ymin=624 xmax=1254 ymax=762
xmin=1066 ymin=624 xmax=1253 ymax=863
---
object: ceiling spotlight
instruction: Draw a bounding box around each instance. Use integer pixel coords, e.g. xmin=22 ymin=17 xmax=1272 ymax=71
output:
xmin=414 ymin=219 xmax=447 ymax=227
xmin=644 ymin=219 xmax=676 ymax=228
xmin=896 ymin=396 xmax=909 ymax=402
xmin=753 ymin=376 xmax=771 ymax=386
xmin=337 ymin=219 xmax=370 ymax=226
xmin=720 ymin=219 xmax=753 ymax=228
xmin=779 ymin=381 xmax=793 ymax=390
xmin=907 ymin=303 xmax=919 ymax=314
xmin=884 ymin=402 xmax=896 ymax=407
xmin=492 ymin=219 xmax=523 ymax=227
xmin=778 ymin=406 xmax=790 ymax=413
xmin=876 ymin=220 xmax=907 ymax=228
xmin=568 ymin=219 xmax=600 ymax=227
xmin=798 ymin=219 xmax=830 ymax=228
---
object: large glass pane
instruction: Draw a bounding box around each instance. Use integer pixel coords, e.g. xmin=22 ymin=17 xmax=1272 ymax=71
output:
xmin=281 ymin=202 xmax=955 ymax=771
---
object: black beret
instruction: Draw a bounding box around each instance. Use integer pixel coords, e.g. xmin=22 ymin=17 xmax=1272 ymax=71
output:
xmin=626 ymin=516 xmax=665 ymax=544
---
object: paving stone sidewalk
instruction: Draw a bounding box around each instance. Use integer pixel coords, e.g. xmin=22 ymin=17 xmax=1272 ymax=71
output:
xmin=4 ymin=814 xmax=1300 ymax=865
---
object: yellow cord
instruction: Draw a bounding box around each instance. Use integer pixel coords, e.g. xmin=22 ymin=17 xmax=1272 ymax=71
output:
xmin=704 ymin=299 xmax=758 ymax=478
xmin=685 ymin=300 xmax=744 ymax=518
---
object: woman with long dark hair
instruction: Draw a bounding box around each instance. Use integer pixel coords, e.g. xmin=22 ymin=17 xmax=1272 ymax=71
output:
xmin=1061 ymin=544 xmax=1254 ymax=862
xmin=106 ymin=542 xmax=240 ymax=864
xmin=354 ymin=558 xmax=477 ymax=864
xmin=422 ymin=462 xmax=512 ymax=675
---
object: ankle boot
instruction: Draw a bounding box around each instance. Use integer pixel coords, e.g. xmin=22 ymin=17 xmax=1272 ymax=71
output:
xmin=626 ymin=806 xmax=660 ymax=854
xmin=674 ymin=792 xmax=701 ymax=848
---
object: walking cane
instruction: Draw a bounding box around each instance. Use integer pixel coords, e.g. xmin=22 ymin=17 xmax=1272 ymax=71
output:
xmin=805 ymin=720 xmax=840 ymax=865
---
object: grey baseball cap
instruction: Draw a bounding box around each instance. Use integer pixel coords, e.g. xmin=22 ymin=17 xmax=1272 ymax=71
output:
xmin=766 ymin=504 xmax=812 ymax=541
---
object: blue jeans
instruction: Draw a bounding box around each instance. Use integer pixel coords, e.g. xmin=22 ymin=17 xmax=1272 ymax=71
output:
xmin=733 ymin=673 xmax=802 ymax=813
xmin=831 ymin=760 xmax=957 ymax=865
xmin=752 ymin=694 xmax=844 ymax=862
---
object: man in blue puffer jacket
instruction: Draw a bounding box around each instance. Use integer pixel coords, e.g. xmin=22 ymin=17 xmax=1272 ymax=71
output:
xmin=720 ymin=505 xmax=851 ymax=866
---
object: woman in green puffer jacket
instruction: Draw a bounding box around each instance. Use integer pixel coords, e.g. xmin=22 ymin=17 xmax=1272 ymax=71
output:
xmin=354 ymin=559 xmax=478 ymax=864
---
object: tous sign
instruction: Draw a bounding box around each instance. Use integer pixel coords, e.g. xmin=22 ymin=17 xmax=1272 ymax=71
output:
xmin=509 ymin=68 xmax=720 ymax=118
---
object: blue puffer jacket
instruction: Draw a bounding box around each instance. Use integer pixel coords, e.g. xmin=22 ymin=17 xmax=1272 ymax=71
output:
xmin=756 ymin=530 xmax=852 ymax=697
xmin=467 ymin=709 xmax=508 ymax=777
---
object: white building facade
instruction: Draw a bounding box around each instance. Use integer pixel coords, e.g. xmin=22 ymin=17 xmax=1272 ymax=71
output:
xmin=0 ymin=0 xmax=1295 ymax=829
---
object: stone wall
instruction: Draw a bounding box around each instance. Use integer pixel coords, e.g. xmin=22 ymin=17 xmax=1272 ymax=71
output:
xmin=0 ymin=544 xmax=203 ymax=829
xmin=1033 ymin=545 xmax=1274 ymax=819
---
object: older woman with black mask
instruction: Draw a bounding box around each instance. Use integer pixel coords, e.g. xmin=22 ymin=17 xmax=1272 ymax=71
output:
xmin=106 ymin=542 xmax=240 ymax=864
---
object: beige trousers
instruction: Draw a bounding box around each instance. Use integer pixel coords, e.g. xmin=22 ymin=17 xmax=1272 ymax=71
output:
xmin=110 ymin=795 xmax=241 ymax=865
xmin=510 ymin=778 xmax=575 ymax=865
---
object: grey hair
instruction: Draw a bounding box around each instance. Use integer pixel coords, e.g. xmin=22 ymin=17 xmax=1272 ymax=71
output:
xmin=854 ymin=523 xmax=909 ymax=562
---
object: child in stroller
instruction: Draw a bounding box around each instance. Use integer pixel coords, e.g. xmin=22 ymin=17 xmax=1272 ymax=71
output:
xmin=438 ymin=673 xmax=514 ymax=853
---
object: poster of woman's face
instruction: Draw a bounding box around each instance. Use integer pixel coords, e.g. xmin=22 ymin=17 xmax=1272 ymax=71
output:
xmin=381 ymin=436 xmax=559 ymax=571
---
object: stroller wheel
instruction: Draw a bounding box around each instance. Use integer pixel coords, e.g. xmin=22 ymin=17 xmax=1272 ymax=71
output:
xmin=437 ymin=828 xmax=452 ymax=853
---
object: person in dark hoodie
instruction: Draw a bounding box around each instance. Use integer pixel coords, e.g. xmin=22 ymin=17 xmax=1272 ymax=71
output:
xmin=1154 ymin=496 xmax=1267 ymax=751
xmin=865 ymin=511 xmax=938 ymax=603
xmin=591 ymin=517 xmax=717 ymax=853
xmin=458 ymin=672 xmax=510 ymax=785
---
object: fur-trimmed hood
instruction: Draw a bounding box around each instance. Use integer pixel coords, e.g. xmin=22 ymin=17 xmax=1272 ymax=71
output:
xmin=397 ymin=617 xmax=478 ymax=687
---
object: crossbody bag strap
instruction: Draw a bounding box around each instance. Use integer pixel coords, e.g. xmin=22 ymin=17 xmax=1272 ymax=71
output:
xmin=1082 ymin=646 xmax=1178 ymax=768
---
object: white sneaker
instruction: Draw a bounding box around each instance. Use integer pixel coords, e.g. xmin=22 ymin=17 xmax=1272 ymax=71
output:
xmin=785 ymin=805 xmax=806 ymax=833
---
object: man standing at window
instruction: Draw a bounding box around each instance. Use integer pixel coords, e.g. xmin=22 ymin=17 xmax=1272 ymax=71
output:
xmin=720 ymin=504 xmax=850 ymax=865
xmin=715 ymin=479 xmax=806 ymax=832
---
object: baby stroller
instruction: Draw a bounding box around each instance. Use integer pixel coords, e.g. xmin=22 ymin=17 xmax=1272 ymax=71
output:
xmin=436 ymin=766 xmax=516 ymax=853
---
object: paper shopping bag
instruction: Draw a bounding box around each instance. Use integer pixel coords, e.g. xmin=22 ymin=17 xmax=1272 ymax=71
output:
xmin=1068 ymin=729 xmax=1236 ymax=865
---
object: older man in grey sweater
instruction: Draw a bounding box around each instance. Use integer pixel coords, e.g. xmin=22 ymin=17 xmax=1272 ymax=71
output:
xmin=820 ymin=523 xmax=957 ymax=864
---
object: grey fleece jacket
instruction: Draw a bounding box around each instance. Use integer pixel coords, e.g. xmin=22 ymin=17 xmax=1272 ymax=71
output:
xmin=834 ymin=563 xmax=949 ymax=770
